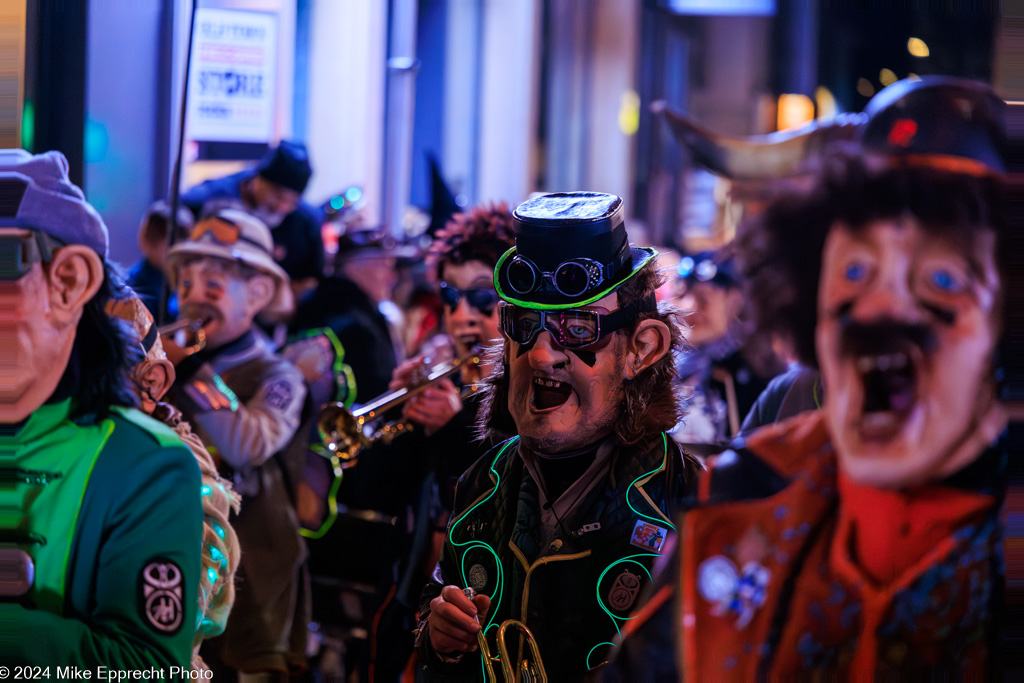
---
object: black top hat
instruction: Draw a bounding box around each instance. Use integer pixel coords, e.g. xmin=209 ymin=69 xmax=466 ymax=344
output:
xmin=862 ymin=76 xmax=1006 ymax=176
xmin=258 ymin=140 xmax=313 ymax=193
xmin=495 ymin=192 xmax=656 ymax=309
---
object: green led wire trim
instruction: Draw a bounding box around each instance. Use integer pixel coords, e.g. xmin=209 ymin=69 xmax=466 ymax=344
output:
xmin=299 ymin=465 xmax=343 ymax=539
xmin=625 ymin=433 xmax=676 ymax=531
xmin=287 ymin=327 xmax=357 ymax=407
xmin=493 ymin=247 xmax=659 ymax=310
xmin=587 ymin=642 xmax=617 ymax=671
xmin=459 ymin=541 xmax=504 ymax=634
xmin=595 ymin=556 xmax=656 ymax=633
xmin=449 ymin=437 xmax=519 ymax=633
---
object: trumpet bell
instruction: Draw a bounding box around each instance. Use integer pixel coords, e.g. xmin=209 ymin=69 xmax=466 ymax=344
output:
xmin=316 ymin=352 xmax=480 ymax=466
xmin=316 ymin=403 xmax=373 ymax=468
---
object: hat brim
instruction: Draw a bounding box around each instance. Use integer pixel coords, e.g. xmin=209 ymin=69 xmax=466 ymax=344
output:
xmin=167 ymin=241 xmax=294 ymax=315
xmin=495 ymin=245 xmax=658 ymax=310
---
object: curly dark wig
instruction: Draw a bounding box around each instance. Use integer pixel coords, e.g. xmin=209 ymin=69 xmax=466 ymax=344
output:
xmin=426 ymin=202 xmax=516 ymax=278
xmin=476 ymin=259 xmax=687 ymax=445
xmin=735 ymin=152 xmax=1008 ymax=369
xmin=56 ymin=264 xmax=143 ymax=419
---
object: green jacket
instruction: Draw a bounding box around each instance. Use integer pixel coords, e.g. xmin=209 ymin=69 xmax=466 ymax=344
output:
xmin=0 ymin=400 xmax=203 ymax=669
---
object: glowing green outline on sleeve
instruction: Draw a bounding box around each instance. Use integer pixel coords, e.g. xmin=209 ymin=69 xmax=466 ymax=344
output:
xmin=587 ymin=642 xmax=617 ymax=671
xmin=625 ymin=433 xmax=677 ymax=530
xmin=448 ymin=437 xmax=519 ymax=633
xmin=299 ymin=471 xmax=343 ymax=539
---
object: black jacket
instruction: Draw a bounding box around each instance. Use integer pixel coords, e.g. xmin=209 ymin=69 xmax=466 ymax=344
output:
xmin=418 ymin=434 xmax=698 ymax=681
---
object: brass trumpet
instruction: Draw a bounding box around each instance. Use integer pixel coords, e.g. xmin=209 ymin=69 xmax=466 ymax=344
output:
xmin=317 ymin=353 xmax=479 ymax=468
xmin=478 ymin=620 xmax=548 ymax=683
xmin=158 ymin=318 xmax=207 ymax=356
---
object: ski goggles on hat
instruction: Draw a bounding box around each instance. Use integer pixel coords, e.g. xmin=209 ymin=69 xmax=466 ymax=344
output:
xmin=190 ymin=217 xmax=270 ymax=252
xmin=676 ymin=256 xmax=736 ymax=288
xmin=505 ymin=255 xmax=617 ymax=298
xmin=439 ymin=281 xmax=500 ymax=313
xmin=499 ymin=292 xmax=655 ymax=349
xmin=0 ymin=230 xmax=58 ymax=281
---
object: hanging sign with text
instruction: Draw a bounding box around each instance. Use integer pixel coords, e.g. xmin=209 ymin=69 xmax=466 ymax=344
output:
xmin=186 ymin=8 xmax=278 ymax=142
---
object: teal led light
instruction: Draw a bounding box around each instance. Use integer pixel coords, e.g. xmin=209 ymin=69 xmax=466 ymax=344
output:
xmin=449 ymin=437 xmax=519 ymax=632
xmin=21 ymin=101 xmax=34 ymax=151
xmin=344 ymin=187 xmax=362 ymax=203
xmin=625 ymin=433 xmax=676 ymax=530
xmin=587 ymin=642 xmax=617 ymax=671
xmin=207 ymin=567 xmax=218 ymax=584
xmin=201 ymin=485 xmax=211 ymax=497
xmin=212 ymin=522 xmax=225 ymax=539
xmin=329 ymin=195 xmax=344 ymax=210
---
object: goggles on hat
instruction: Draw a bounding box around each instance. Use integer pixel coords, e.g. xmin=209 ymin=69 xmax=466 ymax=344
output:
xmin=506 ymin=254 xmax=617 ymax=299
xmin=190 ymin=217 xmax=269 ymax=252
xmin=676 ymin=256 xmax=736 ymax=288
xmin=439 ymin=281 xmax=500 ymax=313
xmin=0 ymin=230 xmax=59 ymax=281
xmin=499 ymin=293 xmax=654 ymax=349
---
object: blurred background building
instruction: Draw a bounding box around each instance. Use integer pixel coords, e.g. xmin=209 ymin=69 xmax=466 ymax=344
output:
xmin=1 ymin=0 xmax=1015 ymax=264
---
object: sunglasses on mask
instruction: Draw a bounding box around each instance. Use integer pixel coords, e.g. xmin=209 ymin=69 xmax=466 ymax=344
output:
xmin=499 ymin=297 xmax=651 ymax=349
xmin=439 ymin=281 xmax=500 ymax=313
xmin=0 ymin=230 xmax=59 ymax=281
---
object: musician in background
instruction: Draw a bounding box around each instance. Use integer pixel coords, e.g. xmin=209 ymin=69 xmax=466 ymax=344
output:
xmin=304 ymin=205 xmax=516 ymax=681
xmin=163 ymin=208 xmax=308 ymax=680
xmin=181 ymin=140 xmax=323 ymax=301
xmin=417 ymin=192 xmax=700 ymax=680
xmin=668 ymin=247 xmax=784 ymax=444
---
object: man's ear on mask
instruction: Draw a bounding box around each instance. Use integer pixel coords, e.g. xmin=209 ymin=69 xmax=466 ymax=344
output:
xmin=137 ymin=358 xmax=176 ymax=404
xmin=47 ymin=245 xmax=104 ymax=326
xmin=627 ymin=318 xmax=672 ymax=377
xmin=245 ymin=274 xmax=276 ymax=315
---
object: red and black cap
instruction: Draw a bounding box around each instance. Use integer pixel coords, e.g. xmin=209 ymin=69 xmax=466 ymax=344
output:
xmin=862 ymin=76 xmax=1006 ymax=177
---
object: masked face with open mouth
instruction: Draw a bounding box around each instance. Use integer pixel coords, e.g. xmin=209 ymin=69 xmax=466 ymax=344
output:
xmin=816 ymin=217 xmax=1002 ymax=489
xmin=176 ymin=257 xmax=269 ymax=351
xmin=503 ymin=292 xmax=631 ymax=454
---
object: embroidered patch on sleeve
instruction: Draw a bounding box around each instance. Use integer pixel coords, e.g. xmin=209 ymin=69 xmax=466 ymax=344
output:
xmin=184 ymin=376 xmax=238 ymax=412
xmin=138 ymin=558 xmax=184 ymax=634
xmin=264 ymin=379 xmax=295 ymax=410
xmin=629 ymin=519 xmax=669 ymax=553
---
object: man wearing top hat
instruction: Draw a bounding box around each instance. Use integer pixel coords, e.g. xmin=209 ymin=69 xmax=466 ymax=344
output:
xmin=182 ymin=140 xmax=324 ymax=297
xmin=415 ymin=192 xmax=700 ymax=680
xmin=609 ymin=76 xmax=1011 ymax=678
xmin=0 ymin=150 xmax=202 ymax=668
xmin=163 ymin=208 xmax=309 ymax=678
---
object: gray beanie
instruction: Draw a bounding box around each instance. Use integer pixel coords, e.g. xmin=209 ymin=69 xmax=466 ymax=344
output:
xmin=0 ymin=149 xmax=109 ymax=258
